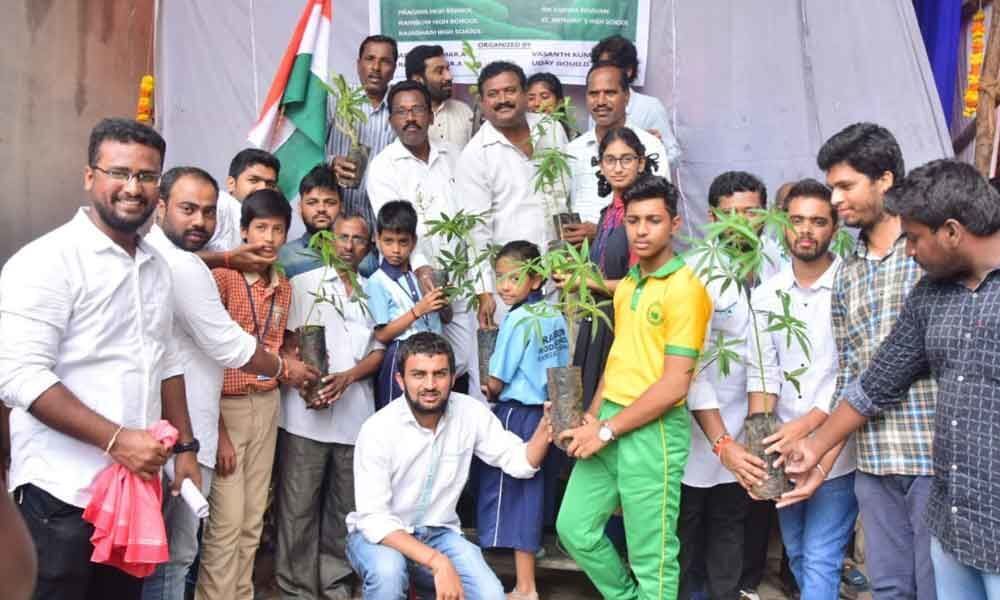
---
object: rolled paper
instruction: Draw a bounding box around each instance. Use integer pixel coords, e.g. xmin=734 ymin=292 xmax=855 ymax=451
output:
xmin=163 ymin=460 xmax=210 ymax=519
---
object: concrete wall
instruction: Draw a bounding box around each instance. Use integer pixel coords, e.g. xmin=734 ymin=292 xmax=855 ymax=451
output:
xmin=0 ymin=0 xmax=155 ymax=263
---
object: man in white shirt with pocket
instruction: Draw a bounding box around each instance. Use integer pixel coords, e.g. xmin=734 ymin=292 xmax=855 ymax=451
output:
xmin=345 ymin=332 xmax=551 ymax=600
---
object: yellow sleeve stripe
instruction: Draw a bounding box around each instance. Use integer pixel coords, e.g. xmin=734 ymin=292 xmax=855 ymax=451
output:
xmin=665 ymin=345 xmax=699 ymax=358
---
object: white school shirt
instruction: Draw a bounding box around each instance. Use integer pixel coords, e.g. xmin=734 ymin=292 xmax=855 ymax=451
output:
xmin=0 ymin=208 xmax=184 ymax=507
xmin=281 ymin=268 xmax=382 ymax=445
xmin=683 ymin=253 xmax=751 ymax=488
xmin=454 ymin=111 xmax=569 ymax=294
xmin=748 ymin=257 xmax=856 ymax=480
xmin=146 ymin=226 xmax=258 ymax=468
xmin=204 ymin=190 xmax=242 ymax=252
xmin=429 ymin=98 xmax=474 ymax=148
xmin=346 ymin=392 xmax=537 ymax=543
xmin=567 ymin=121 xmax=670 ymax=225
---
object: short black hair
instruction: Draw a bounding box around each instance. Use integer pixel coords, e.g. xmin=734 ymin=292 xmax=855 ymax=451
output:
xmin=397 ymin=331 xmax=455 ymax=376
xmin=707 ymin=171 xmax=768 ymax=208
xmin=782 ymin=178 xmax=836 ymax=222
xmin=526 ymin=72 xmax=564 ymax=101
xmin=88 ymin=118 xmax=166 ymax=166
xmin=478 ymin=61 xmax=527 ymax=95
xmin=622 ymin=174 xmax=679 ymax=216
xmin=376 ymin=200 xmax=418 ymax=236
xmin=885 ymin=159 xmax=1000 ymax=236
xmin=359 ymin=34 xmax=399 ymax=64
xmin=817 ymin=122 xmax=904 ymax=187
xmin=159 ymin=166 xmax=219 ymax=201
xmin=228 ymin=148 xmax=280 ymax=179
xmin=405 ymin=44 xmax=444 ymax=79
xmin=590 ymin=35 xmax=639 ymax=83
xmin=387 ymin=80 xmax=432 ymax=113
xmin=586 ymin=61 xmax=630 ymax=93
xmin=241 ymin=188 xmax=291 ymax=230
xmin=298 ymin=163 xmax=340 ymax=197
xmin=333 ymin=209 xmax=371 ymax=238
xmin=496 ymin=240 xmax=541 ymax=263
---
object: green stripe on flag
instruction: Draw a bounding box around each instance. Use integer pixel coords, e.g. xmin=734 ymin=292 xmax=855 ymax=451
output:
xmin=276 ymin=52 xmax=329 ymax=199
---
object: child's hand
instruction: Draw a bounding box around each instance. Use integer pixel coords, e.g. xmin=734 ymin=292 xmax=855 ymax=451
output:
xmin=414 ymin=288 xmax=448 ymax=317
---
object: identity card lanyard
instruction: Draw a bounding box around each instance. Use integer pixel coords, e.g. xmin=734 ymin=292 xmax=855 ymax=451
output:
xmin=243 ymin=278 xmax=277 ymax=380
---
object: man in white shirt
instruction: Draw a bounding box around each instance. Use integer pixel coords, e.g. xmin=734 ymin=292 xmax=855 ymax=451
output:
xmin=406 ymin=44 xmax=474 ymax=148
xmin=454 ymin=61 xmax=569 ymax=328
xmin=0 ymin=118 xmax=200 ymax=599
xmin=346 ymin=332 xmax=550 ymax=600
xmin=142 ymin=166 xmax=318 ymax=600
xmin=199 ymin=148 xmax=281 ymax=272
xmin=589 ymin=35 xmax=681 ymax=161
xmin=565 ymin=62 xmax=669 ymax=241
xmin=274 ymin=211 xmax=384 ymax=600
xmin=747 ymin=179 xmax=857 ymax=598
xmin=367 ymin=80 xmax=480 ymax=398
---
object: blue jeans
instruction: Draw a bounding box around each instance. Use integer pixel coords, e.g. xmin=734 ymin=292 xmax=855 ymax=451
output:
xmin=777 ymin=472 xmax=858 ymax=600
xmin=141 ymin=465 xmax=213 ymax=600
xmin=346 ymin=528 xmax=504 ymax=600
xmin=931 ymin=536 xmax=1000 ymax=599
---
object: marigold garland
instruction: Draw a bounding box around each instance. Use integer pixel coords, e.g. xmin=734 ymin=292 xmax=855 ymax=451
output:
xmin=964 ymin=9 xmax=986 ymax=118
xmin=137 ymin=75 xmax=154 ymax=123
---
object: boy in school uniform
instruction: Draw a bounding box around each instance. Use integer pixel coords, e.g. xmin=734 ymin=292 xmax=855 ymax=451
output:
xmin=478 ymin=241 xmax=569 ymax=600
xmin=366 ymin=200 xmax=447 ymax=409
xmin=556 ymin=175 xmax=713 ymax=600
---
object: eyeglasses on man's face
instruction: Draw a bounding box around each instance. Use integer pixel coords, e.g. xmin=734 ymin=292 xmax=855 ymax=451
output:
xmin=391 ymin=105 xmax=429 ymax=118
xmin=91 ymin=165 xmax=161 ymax=186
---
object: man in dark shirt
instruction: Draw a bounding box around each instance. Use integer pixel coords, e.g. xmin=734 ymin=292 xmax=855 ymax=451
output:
xmin=786 ymin=159 xmax=1000 ymax=598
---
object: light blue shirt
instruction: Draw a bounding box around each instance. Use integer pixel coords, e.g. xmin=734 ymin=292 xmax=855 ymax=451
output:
xmin=489 ymin=297 xmax=570 ymax=405
xmin=278 ymin=233 xmax=323 ymax=280
xmin=365 ymin=260 xmax=442 ymax=340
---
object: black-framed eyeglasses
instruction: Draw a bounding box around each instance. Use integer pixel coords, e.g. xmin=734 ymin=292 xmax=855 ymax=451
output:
xmin=599 ymin=154 xmax=640 ymax=168
xmin=336 ymin=233 xmax=370 ymax=247
xmin=391 ymin=106 xmax=429 ymax=118
xmin=91 ymin=165 xmax=161 ymax=186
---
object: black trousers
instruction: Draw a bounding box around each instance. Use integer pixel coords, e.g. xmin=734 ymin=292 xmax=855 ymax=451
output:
xmin=677 ymin=482 xmax=751 ymax=600
xmin=16 ymin=484 xmax=143 ymax=600
xmin=740 ymin=497 xmax=776 ymax=590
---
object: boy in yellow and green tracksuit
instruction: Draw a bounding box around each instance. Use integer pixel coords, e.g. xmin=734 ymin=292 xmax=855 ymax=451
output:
xmin=556 ymin=175 xmax=712 ymax=600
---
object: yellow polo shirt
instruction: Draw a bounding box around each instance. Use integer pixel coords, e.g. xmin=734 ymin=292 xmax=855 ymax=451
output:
xmin=602 ymin=255 xmax=712 ymax=408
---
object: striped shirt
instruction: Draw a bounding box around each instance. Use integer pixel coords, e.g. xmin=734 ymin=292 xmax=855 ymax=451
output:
xmin=326 ymin=90 xmax=397 ymax=230
xmin=213 ymin=266 xmax=291 ymax=396
xmin=832 ymin=232 xmax=935 ymax=476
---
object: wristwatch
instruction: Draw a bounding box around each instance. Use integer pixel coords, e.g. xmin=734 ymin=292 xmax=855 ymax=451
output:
xmin=598 ymin=421 xmax=616 ymax=443
xmin=172 ymin=438 xmax=201 ymax=455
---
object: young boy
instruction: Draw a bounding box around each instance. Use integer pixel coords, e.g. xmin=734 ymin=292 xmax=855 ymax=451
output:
xmin=366 ymin=200 xmax=447 ymax=409
xmin=556 ymin=174 xmax=713 ymax=599
xmin=478 ymin=241 xmax=569 ymax=600
xmin=196 ymin=189 xmax=294 ymax=600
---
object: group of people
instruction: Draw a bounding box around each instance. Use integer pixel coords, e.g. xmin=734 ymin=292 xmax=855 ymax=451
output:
xmin=1 ymin=30 xmax=998 ymax=600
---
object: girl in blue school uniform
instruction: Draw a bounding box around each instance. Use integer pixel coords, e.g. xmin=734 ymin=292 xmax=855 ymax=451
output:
xmin=478 ymin=240 xmax=570 ymax=600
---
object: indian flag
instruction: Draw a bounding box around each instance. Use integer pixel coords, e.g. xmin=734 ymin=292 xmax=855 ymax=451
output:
xmin=247 ymin=0 xmax=331 ymax=200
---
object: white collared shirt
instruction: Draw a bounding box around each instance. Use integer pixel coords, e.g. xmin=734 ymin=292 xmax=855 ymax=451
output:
xmin=281 ymin=268 xmax=382 ymax=444
xmin=347 ymin=392 xmax=537 ymax=543
xmin=204 ymin=190 xmax=242 ymax=252
xmin=146 ymin=225 xmax=258 ymax=468
xmin=0 ymin=209 xmax=184 ymax=507
xmin=567 ymin=121 xmax=670 ymax=224
xmin=586 ymin=89 xmax=681 ymax=163
xmin=454 ymin=111 xmax=569 ymax=293
xmin=749 ymin=256 xmax=856 ymax=479
xmin=429 ymin=98 xmax=474 ymax=148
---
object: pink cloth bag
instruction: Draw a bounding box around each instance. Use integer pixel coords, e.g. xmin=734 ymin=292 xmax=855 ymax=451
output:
xmin=82 ymin=419 xmax=178 ymax=577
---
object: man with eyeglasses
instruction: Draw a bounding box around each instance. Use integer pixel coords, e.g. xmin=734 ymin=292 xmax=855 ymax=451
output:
xmin=367 ymin=80 xmax=480 ymax=397
xmin=274 ymin=211 xmax=385 ymax=600
xmin=0 ymin=118 xmax=201 ymax=599
xmin=565 ymin=62 xmax=669 ymax=244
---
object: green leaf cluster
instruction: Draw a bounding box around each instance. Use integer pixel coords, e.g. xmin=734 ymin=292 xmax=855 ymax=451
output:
xmin=424 ymin=209 xmax=496 ymax=310
xmin=299 ymin=230 xmax=371 ymax=325
xmin=530 ymin=98 xmax=576 ymax=200
xmin=320 ymin=73 xmax=369 ymax=149
xmin=461 ymin=41 xmax=483 ymax=97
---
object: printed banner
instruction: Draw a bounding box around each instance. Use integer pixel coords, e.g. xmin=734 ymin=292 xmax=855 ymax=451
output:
xmin=369 ymin=0 xmax=651 ymax=86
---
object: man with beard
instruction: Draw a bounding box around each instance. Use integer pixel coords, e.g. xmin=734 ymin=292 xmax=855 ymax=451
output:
xmin=142 ymin=167 xmax=318 ymax=600
xmin=784 ymin=161 xmax=1000 ymax=599
xmin=278 ymin=164 xmax=342 ymax=279
xmin=328 ymin=35 xmax=399 ymax=266
xmin=406 ymin=44 xmax=474 ymax=148
xmin=455 ymin=61 xmax=569 ymax=328
xmin=367 ymin=80 xmax=479 ymax=396
xmin=0 ymin=118 xmax=200 ymax=599
xmin=745 ymin=179 xmax=858 ymax=599
xmin=346 ymin=332 xmax=551 ymax=599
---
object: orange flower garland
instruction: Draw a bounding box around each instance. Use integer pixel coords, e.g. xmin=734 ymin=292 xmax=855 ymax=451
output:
xmin=136 ymin=75 xmax=154 ymax=123
xmin=964 ymin=9 xmax=986 ymax=118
